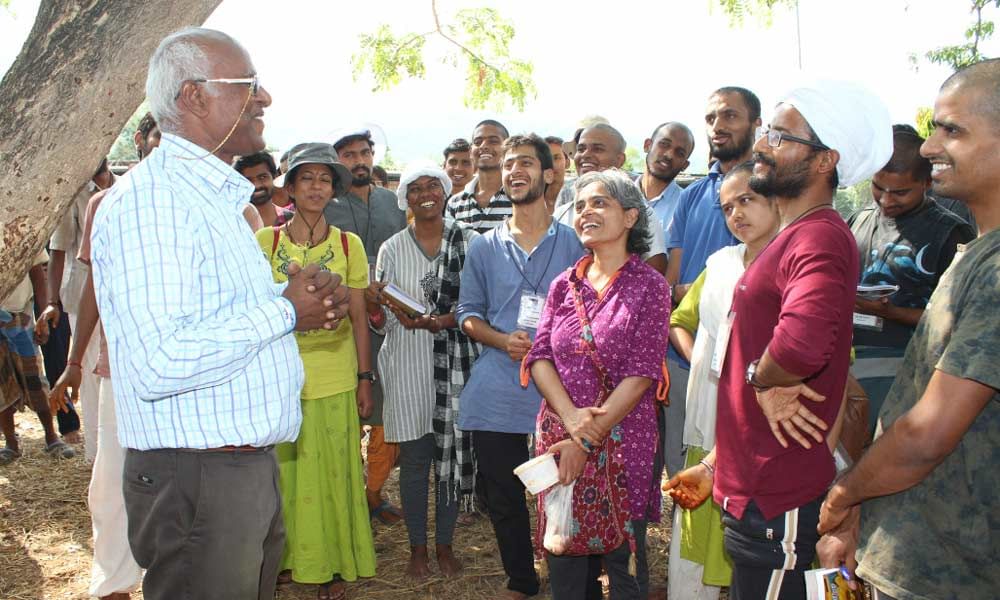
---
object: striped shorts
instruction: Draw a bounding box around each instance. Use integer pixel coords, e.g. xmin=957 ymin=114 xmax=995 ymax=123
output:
xmin=721 ymin=495 xmax=823 ymax=600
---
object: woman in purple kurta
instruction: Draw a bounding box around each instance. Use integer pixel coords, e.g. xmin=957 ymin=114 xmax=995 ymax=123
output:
xmin=524 ymin=169 xmax=670 ymax=600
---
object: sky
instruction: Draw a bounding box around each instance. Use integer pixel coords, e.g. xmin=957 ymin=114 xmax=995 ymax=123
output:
xmin=2 ymin=0 xmax=997 ymax=171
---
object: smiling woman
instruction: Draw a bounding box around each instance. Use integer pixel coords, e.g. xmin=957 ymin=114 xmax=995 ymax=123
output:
xmin=524 ymin=168 xmax=670 ymax=600
xmin=255 ymin=142 xmax=377 ymax=597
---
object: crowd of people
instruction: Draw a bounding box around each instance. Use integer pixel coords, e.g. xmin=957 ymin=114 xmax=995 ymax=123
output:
xmin=0 ymin=25 xmax=997 ymax=600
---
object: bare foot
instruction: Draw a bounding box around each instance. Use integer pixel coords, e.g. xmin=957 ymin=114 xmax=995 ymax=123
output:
xmin=435 ymin=544 xmax=463 ymax=577
xmin=406 ymin=545 xmax=432 ymax=579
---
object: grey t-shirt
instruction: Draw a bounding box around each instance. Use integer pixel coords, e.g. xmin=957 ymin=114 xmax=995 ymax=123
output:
xmin=856 ymin=227 xmax=1000 ymax=600
xmin=323 ymin=185 xmax=407 ymax=265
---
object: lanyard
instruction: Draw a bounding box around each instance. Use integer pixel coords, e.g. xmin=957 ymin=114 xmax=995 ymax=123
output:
xmin=505 ymin=224 xmax=559 ymax=294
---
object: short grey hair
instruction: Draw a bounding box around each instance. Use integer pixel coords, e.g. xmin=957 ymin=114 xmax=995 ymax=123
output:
xmin=581 ymin=123 xmax=627 ymax=154
xmin=146 ymin=28 xmax=231 ymax=131
xmin=574 ymin=168 xmax=651 ymax=255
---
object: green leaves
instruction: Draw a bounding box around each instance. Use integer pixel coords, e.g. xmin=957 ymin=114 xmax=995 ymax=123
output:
xmin=924 ymin=0 xmax=998 ymax=71
xmin=350 ymin=2 xmax=536 ymax=112
xmin=714 ymin=0 xmax=796 ymax=26
xmin=352 ymin=25 xmax=428 ymax=92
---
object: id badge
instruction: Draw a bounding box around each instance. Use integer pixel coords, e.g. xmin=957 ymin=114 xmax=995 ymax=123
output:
xmin=517 ymin=293 xmax=546 ymax=330
xmin=853 ymin=312 xmax=884 ymax=331
xmin=710 ymin=312 xmax=735 ymax=378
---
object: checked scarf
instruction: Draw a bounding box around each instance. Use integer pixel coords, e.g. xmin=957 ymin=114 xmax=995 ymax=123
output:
xmin=420 ymin=220 xmax=481 ymax=506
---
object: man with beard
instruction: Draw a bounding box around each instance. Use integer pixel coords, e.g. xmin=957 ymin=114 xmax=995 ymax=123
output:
xmin=234 ymin=151 xmax=293 ymax=228
xmin=457 ymin=133 xmax=584 ymax=600
xmin=709 ymin=81 xmax=891 ymax=599
xmin=639 ymin=122 xmax=695 ymax=236
xmin=553 ymin=124 xmax=668 ymax=274
xmin=446 ymin=120 xmax=513 ymax=233
xmin=443 ymin=138 xmax=475 ymax=192
xmin=818 ymin=59 xmax=1000 ymax=600
xmin=324 ymin=129 xmax=408 ymax=527
xmin=661 ymin=87 xmax=760 ymax=487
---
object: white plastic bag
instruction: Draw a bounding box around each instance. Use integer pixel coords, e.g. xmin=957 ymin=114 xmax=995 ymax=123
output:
xmin=542 ymin=481 xmax=575 ymax=555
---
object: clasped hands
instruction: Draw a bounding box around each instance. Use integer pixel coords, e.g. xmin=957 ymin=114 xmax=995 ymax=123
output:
xmin=282 ymin=263 xmax=349 ymax=331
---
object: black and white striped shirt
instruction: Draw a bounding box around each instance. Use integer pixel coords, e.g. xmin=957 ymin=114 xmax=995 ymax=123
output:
xmin=445 ymin=176 xmax=513 ymax=234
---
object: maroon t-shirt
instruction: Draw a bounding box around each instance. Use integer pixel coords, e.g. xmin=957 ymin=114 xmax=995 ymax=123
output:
xmin=714 ymin=209 xmax=858 ymax=520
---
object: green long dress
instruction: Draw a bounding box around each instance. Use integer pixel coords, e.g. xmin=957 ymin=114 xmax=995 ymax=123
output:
xmin=256 ymin=225 xmax=377 ymax=584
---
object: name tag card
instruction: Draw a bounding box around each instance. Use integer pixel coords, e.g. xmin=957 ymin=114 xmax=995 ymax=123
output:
xmin=517 ymin=293 xmax=546 ymax=330
xmin=710 ymin=312 xmax=736 ymax=378
xmin=853 ymin=312 xmax=884 ymax=331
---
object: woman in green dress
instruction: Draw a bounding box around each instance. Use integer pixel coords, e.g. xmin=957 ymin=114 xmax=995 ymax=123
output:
xmin=255 ymin=142 xmax=376 ymax=600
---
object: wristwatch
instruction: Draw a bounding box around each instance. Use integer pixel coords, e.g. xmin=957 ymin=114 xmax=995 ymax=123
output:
xmin=357 ymin=371 xmax=376 ymax=383
xmin=745 ymin=360 xmax=771 ymax=392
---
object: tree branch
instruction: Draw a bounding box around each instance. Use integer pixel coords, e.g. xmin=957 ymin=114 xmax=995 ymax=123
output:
xmin=429 ymin=0 xmax=504 ymax=77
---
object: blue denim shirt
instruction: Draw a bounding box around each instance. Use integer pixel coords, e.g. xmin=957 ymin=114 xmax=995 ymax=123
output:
xmin=456 ymin=219 xmax=584 ymax=433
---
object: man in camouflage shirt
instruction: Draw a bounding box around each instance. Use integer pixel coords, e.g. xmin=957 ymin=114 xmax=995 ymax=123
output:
xmin=817 ymin=59 xmax=1000 ymax=600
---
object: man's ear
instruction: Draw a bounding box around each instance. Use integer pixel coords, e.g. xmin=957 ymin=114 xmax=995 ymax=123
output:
xmin=543 ymin=168 xmax=554 ymax=185
xmin=643 ymin=138 xmax=652 ymax=153
xmin=680 ymin=158 xmax=690 ymax=173
xmin=615 ymin=153 xmax=626 ymax=169
xmin=816 ymin=149 xmax=840 ymax=176
xmin=176 ymin=80 xmax=211 ymax=119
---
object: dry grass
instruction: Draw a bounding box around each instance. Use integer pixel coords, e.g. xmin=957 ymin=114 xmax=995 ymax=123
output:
xmin=1 ymin=418 xmax=677 ymax=599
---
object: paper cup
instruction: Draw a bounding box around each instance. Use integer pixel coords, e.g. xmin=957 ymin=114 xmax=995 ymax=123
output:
xmin=513 ymin=453 xmax=559 ymax=495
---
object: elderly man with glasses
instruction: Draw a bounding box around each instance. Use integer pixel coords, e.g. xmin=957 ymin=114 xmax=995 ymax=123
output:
xmin=89 ymin=28 xmax=348 ymax=600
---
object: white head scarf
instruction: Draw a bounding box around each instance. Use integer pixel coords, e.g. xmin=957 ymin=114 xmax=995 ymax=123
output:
xmin=777 ymin=80 xmax=893 ymax=187
xmin=396 ymin=161 xmax=453 ymax=211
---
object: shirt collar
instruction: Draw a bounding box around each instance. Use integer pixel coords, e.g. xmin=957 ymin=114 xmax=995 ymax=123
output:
xmin=498 ymin=217 xmax=559 ymax=245
xmin=708 ymin=160 xmax=724 ymax=179
xmin=157 ymin=133 xmax=253 ymax=201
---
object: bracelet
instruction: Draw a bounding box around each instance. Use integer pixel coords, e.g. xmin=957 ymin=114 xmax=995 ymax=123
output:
xmin=47 ymin=301 xmax=60 ymax=308
xmin=67 ymin=360 xmax=83 ymax=369
xmin=699 ymin=459 xmax=715 ymax=475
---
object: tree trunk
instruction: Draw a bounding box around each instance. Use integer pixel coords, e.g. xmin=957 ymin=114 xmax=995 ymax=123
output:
xmin=0 ymin=0 xmax=222 ymax=300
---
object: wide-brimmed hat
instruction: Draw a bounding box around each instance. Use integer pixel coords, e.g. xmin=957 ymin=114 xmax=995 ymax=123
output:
xmin=284 ymin=142 xmax=351 ymax=197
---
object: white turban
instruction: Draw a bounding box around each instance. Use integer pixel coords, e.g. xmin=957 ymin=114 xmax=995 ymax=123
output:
xmin=396 ymin=161 xmax=453 ymax=211
xmin=777 ymin=80 xmax=893 ymax=187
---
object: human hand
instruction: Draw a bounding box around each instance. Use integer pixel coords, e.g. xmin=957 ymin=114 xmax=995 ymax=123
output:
xmin=365 ymin=281 xmax=388 ymax=306
xmin=562 ymin=406 xmax=608 ymax=451
xmin=282 ymin=263 xmax=346 ymax=331
xmin=40 ymin=303 xmax=61 ymax=329
xmin=662 ymin=461 xmax=714 ymax=510
xmin=754 ymin=383 xmax=827 ymax=449
xmin=854 ymin=296 xmax=889 ymax=317
xmin=33 ymin=317 xmax=50 ymax=345
xmin=356 ymin=380 xmax=374 ymax=420
xmin=816 ymin=502 xmax=860 ymax=591
xmin=505 ymin=330 xmax=532 ymax=361
xmin=548 ymin=438 xmax=587 ymax=485
xmin=49 ymin=364 xmax=82 ymax=414
xmin=387 ymin=305 xmax=439 ymax=332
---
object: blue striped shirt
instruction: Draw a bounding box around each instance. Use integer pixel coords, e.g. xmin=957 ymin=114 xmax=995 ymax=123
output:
xmin=91 ymin=133 xmax=304 ymax=450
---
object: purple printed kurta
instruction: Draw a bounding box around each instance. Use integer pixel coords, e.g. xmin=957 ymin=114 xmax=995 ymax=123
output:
xmin=526 ymin=254 xmax=671 ymax=521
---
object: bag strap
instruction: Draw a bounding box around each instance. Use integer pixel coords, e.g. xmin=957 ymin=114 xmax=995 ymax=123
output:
xmin=569 ymin=278 xmax=615 ymax=399
xmin=271 ymin=225 xmax=281 ymax=257
xmin=341 ymin=231 xmax=349 ymax=257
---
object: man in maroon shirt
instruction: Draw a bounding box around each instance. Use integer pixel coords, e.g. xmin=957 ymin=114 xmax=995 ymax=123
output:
xmin=708 ymin=82 xmax=892 ymax=600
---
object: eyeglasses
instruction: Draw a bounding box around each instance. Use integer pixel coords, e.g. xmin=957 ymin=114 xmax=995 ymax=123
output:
xmin=177 ymin=75 xmax=261 ymax=99
xmin=759 ymin=127 xmax=829 ymax=151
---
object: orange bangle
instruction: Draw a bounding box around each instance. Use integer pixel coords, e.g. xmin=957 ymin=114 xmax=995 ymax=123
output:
xmin=67 ymin=360 xmax=83 ymax=369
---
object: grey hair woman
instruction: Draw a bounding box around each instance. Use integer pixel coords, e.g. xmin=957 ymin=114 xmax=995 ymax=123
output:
xmin=573 ymin=168 xmax=652 ymax=256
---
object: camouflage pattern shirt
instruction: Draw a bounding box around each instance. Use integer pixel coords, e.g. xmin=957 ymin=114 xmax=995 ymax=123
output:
xmin=856 ymin=228 xmax=1000 ymax=600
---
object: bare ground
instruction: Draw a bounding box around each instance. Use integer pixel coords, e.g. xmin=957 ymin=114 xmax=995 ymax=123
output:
xmin=0 ymin=418 xmax=676 ymax=600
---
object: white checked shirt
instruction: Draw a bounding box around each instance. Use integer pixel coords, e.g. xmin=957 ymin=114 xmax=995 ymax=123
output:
xmin=91 ymin=133 xmax=304 ymax=450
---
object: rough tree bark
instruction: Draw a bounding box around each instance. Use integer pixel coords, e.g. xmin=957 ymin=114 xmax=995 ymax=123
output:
xmin=0 ymin=0 xmax=222 ymax=299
